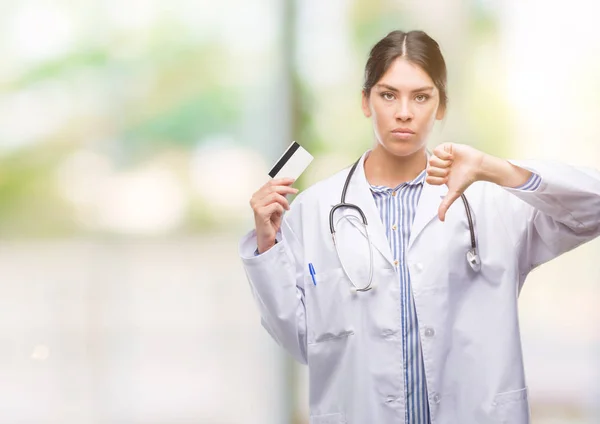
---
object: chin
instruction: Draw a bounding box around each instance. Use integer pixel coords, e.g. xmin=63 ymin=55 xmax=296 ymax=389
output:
xmin=381 ymin=139 xmax=425 ymax=158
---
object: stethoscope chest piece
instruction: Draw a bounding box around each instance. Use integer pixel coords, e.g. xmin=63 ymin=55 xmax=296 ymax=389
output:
xmin=466 ymin=248 xmax=481 ymax=272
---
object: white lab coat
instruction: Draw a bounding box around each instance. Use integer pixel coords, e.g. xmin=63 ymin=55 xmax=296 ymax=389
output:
xmin=239 ymin=151 xmax=600 ymax=424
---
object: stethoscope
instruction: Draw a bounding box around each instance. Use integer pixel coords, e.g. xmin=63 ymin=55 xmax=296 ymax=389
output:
xmin=329 ymin=157 xmax=481 ymax=293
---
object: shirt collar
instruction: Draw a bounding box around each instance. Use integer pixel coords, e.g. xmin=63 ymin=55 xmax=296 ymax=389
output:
xmin=368 ymin=163 xmax=427 ymax=193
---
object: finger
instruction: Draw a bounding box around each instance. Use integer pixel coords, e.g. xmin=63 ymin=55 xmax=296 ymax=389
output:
xmin=276 ymin=185 xmax=300 ymax=194
xmin=426 ymin=175 xmax=447 ymax=186
xmin=426 ymin=166 xmax=449 ymax=179
xmin=256 ymin=183 xmax=298 ymax=199
xmin=258 ymin=185 xmax=299 ymax=201
xmin=260 ymin=203 xmax=285 ymax=221
xmin=257 ymin=178 xmax=296 ymax=198
xmin=438 ymin=191 xmax=461 ymax=222
xmin=269 ymin=177 xmax=296 ymax=187
xmin=256 ymin=203 xmax=285 ymax=223
xmin=258 ymin=192 xmax=290 ymax=211
xmin=428 ymin=155 xmax=452 ymax=168
xmin=434 ymin=143 xmax=454 ymax=161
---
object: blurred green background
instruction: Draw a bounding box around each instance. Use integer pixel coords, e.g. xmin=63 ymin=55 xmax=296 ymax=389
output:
xmin=0 ymin=0 xmax=599 ymax=423
xmin=0 ymin=0 xmax=519 ymax=238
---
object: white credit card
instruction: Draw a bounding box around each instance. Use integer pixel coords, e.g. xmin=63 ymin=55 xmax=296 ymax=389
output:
xmin=268 ymin=141 xmax=313 ymax=181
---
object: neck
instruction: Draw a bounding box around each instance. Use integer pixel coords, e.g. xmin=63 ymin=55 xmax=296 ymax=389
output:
xmin=364 ymin=145 xmax=428 ymax=188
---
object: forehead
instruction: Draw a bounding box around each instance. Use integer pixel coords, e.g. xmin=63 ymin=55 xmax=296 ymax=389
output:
xmin=377 ymin=57 xmax=436 ymax=90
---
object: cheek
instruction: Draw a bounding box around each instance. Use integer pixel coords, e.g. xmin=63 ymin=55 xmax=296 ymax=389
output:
xmin=369 ymin=105 xmax=385 ymax=132
xmin=371 ymin=102 xmax=394 ymax=125
xmin=418 ymin=104 xmax=439 ymax=129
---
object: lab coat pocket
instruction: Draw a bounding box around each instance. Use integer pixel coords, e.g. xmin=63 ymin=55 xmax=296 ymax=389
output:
xmin=492 ymin=387 xmax=530 ymax=424
xmin=310 ymin=412 xmax=346 ymax=424
xmin=305 ymin=267 xmax=355 ymax=345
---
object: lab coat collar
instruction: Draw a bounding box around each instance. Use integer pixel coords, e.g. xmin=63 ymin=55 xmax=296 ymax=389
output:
xmin=343 ymin=150 xmax=448 ymax=262
xmin=407 ymin=176 xmax=448 ymax=251
xmin=342 ymin=151 xmax=395 ymax=267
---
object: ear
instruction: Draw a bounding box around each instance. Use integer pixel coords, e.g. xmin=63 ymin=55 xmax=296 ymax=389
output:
xmin=361 ymin=90 xmax=372 ymax=118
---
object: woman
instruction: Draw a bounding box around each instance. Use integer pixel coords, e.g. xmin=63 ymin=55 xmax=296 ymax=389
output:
xmin=239 ymin=30 xmax=600 ymax=424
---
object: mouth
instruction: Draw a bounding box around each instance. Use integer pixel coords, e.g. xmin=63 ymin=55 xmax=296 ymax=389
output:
xmin=391 ymin=127 xmax=415 ymax=134
xmin=391 ymin=128 xmax=415 ymax=139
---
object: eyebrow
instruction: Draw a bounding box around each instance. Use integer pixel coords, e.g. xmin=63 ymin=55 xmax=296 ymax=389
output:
xmin=375 ymin=84 xmax=434 ymax=93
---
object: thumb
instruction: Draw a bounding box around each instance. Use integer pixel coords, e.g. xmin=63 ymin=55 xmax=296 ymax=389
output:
xmin=443 ymin=143 xmax=454 ymax=155
xmin=435 ymin=143 xmax=454 ymax=161
xmin=438 ymin=190 xmax=461 ymax=222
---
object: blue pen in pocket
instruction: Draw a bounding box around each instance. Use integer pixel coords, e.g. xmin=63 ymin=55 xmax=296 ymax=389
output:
xmin=308 ymin=263 xmax=317 ymax=286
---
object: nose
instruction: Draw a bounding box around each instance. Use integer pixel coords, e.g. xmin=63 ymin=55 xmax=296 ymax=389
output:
xmin=395 ymin=99 xmax=413 ymax=121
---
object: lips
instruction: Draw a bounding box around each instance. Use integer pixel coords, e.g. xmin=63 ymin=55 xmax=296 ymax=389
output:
xmin=392 ymin=128 xmax=415 ymax=134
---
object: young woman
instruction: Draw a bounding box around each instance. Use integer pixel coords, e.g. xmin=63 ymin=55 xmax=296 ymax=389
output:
xmin=239 ymin=30 xmax=600 ymax=424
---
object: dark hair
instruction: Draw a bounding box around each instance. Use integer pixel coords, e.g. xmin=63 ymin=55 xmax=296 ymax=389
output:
xmin=363 ymin=30 xmax=448 ymax=110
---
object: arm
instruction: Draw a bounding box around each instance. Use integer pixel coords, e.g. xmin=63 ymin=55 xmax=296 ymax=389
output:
xmin=427 ymin=144 xmax=600 ymax=274
xmin=239 ymin=187 xmax=308 ymax=364
xmin=484 ymin=158 xmax=600 ymax=274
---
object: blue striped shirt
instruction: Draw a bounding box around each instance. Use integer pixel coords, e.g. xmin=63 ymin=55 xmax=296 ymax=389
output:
xmin=369 ymin=169 xmax=541 ymax=424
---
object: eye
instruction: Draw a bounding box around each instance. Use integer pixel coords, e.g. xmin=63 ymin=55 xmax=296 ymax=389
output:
xmin=381 ymin=92 xmax=395 ymax=101
xmin=415 ymin=94 xmax=429 ymax=102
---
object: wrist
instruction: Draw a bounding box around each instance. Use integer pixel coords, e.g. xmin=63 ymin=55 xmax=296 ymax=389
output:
xmin=477 ymin=154 xmax=531 ymax=188
xmin=257 ymin=236 xmax=277 ymax=254
xmin=477 ymin=154 xmax=503 ymax=184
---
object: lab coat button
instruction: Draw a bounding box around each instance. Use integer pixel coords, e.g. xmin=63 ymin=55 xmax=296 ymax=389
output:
xmin=424 ymin=327 xmax=435 ymax=338
xmin=386 ymin=395 xmax=397 ymax=403
xmin=433 ymin=393 xmax=441 ymax=404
